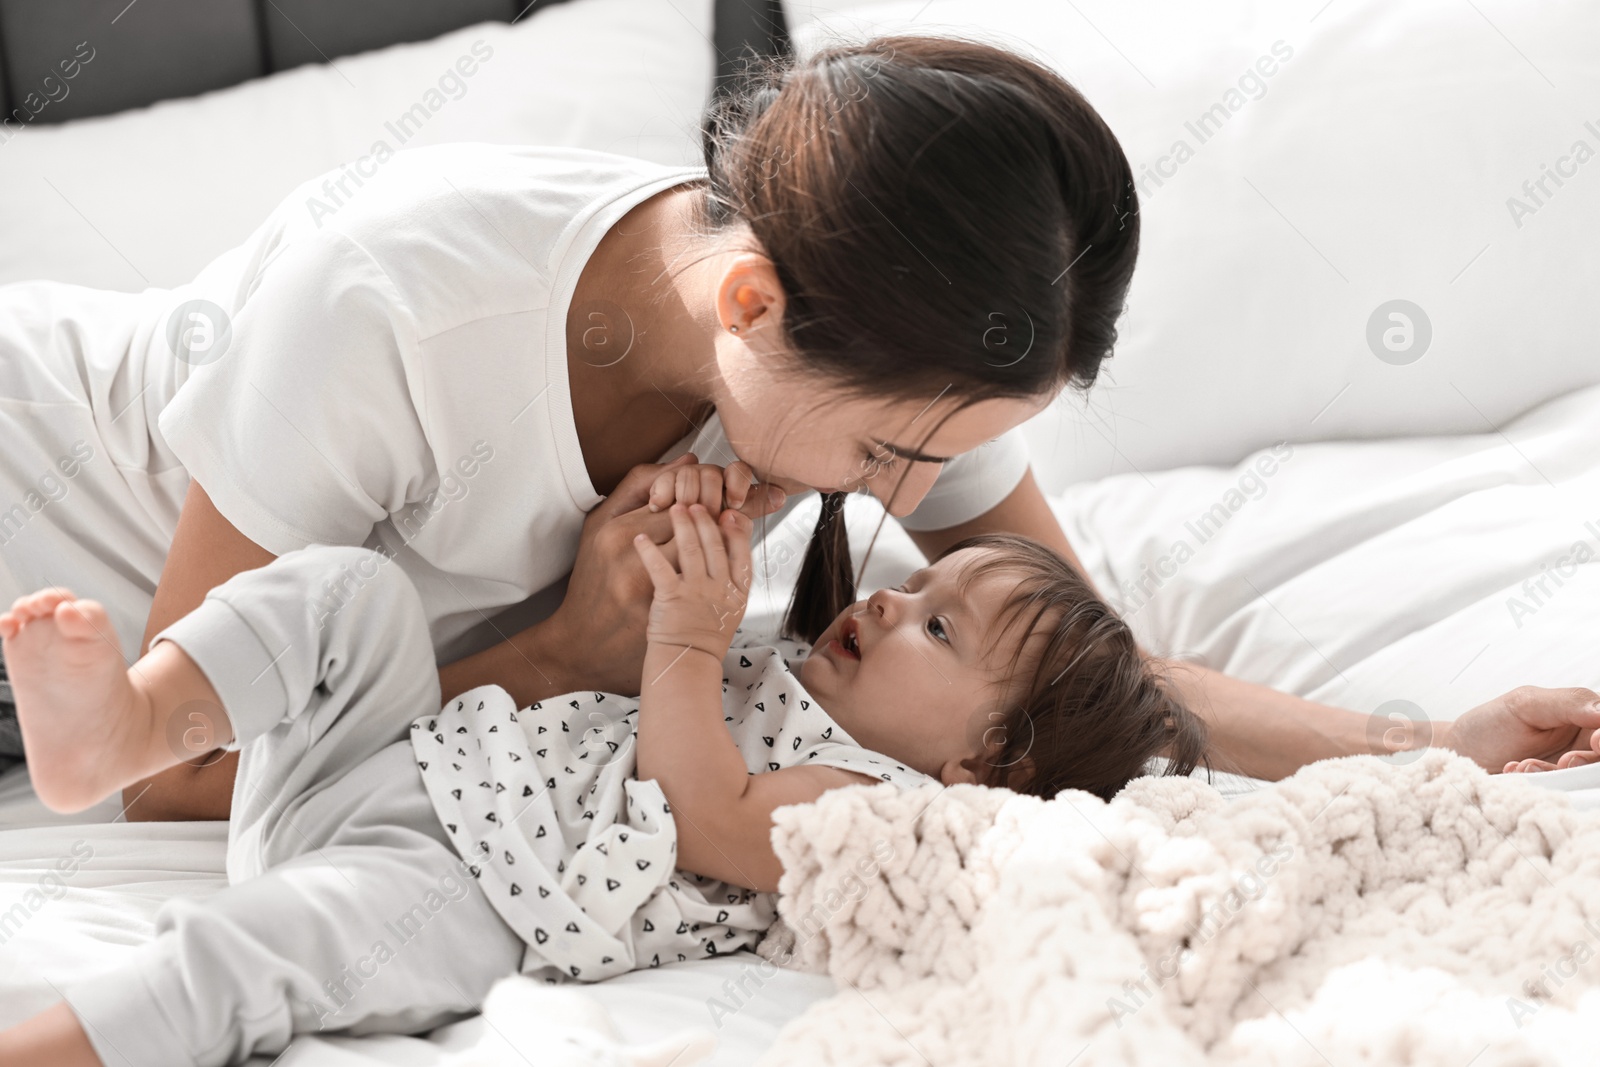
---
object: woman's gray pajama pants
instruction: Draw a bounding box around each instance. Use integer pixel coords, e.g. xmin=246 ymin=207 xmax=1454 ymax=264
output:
xmin=61 ymin=544 xmax=523 ymax=1067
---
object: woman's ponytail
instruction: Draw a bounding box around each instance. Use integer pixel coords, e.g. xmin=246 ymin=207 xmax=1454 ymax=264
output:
xmin=781 ymin=493 xmax=853 ymax=643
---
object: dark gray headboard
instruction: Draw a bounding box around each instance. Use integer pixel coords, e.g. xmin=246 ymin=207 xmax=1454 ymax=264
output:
xmin=0 ymin=0 xmax=789 ymax=125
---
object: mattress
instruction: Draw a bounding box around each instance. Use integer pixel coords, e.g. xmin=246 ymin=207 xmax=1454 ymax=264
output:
xmin=4 ymin=381 xmax=1599 ymax=1061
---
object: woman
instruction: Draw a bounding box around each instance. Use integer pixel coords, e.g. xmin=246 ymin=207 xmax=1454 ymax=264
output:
xmin=0 ymin=35 xmax=1592 ymax=820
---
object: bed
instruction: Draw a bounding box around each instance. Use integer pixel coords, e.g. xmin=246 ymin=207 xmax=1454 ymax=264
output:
xmin=3 ymin=0 xmax=1598 ymax=1063
xmin=6 ymin=377 xmax=1600 ymax=1062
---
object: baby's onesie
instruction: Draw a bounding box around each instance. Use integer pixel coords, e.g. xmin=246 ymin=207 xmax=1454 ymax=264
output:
xmin=411 ymin=632 xmax=931 ymax=983
xmin=59 ymin=544 xmax=927 ymax=1067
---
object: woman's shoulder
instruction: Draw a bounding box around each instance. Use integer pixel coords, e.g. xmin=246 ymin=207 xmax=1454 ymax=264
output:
xmin=309 ymin=144 xmax=702 ymax=257
xmin=232 ymin=144 xmax=707 ymax=331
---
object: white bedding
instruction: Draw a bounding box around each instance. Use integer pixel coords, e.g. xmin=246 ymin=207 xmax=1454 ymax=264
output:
xmin=1060 ymin=382 xmax=1600 ymax=719
xmin=0 ymin=0 xmax=718 ymax=292
xmin=3 ymin=382 xmax=1598 ymax=1061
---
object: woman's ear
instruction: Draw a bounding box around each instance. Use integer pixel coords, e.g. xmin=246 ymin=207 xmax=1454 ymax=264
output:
xmin=717 ymin=253 xmax=785 ymax=337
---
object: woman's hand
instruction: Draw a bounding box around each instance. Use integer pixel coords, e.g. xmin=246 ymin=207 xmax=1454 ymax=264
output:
xmin=543 ymin=454 xmax=785 ymax=697
xmin=1439 ymin=685 xmax=1600 ymax=773
xmin=632 ymin=503 xmax=754 ymax=659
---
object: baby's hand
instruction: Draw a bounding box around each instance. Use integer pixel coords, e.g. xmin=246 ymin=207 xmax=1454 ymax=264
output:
xmin=631 ymin=503 xmax=754 ymax=660
xmin=647 ymin=457 xmax=775 ymax=516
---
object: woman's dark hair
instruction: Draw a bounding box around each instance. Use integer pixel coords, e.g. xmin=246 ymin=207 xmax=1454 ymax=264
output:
xmin=696 ymin=34 xmax=1141 ymax=642
xmin=935 ymin=532 xmax=1208 ymax=801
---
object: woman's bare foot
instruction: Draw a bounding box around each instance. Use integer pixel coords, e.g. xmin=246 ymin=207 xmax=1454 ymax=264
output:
xmin=0 ymin=588 xmax=150 ymax=812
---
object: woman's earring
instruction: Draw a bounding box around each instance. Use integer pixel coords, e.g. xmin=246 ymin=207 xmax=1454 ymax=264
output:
xmin=730 ymin=325 xmax=740 ymax=333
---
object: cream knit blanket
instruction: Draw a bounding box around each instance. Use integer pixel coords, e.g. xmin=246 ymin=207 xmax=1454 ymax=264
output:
xmin=752 ymin=749 xmax=1600 ymax=1066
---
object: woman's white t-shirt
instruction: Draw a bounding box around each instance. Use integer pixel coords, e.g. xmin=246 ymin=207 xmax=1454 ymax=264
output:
xmin=145 ymin=143 xmax=1030 ymax=664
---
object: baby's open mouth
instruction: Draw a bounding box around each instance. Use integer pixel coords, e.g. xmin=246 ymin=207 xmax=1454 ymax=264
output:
xmin=831 ymin=617 xmax=861 ymax=660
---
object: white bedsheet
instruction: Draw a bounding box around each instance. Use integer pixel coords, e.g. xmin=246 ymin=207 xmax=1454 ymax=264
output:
xmin=1059 ymin=382 xmax=1600 ymax=709
xmin=1055 ymin=381 xmax=1600 ymax=804
xmin=3 ymin=382 xmax=1599 ymax=1061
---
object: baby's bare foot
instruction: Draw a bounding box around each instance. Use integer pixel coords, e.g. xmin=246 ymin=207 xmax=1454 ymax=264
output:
xmin=0 ymin=589 xmax=146 ymax=812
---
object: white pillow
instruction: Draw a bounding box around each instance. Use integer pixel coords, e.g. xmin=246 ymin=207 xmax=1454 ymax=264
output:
xmin=784 ymin=0 xmax=896 ymax=30
xmin=793 ymin=0 xmax=1600 ymax=489
xmin=0 ymin=0 xmax=715 ymax=291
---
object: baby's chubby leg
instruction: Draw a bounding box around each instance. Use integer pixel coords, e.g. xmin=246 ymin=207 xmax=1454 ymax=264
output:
xmin=0 ymin=589 xmax=230 ymax=813
xmin=0 ymin=749 xmax=523 ymax=1067
xmin=4 ymin=543 xmax=440 ymax=815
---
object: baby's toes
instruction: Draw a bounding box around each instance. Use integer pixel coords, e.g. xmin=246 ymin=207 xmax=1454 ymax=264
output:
xmin=17 ymin=587 xmax=78 ymax=623
xmin=53 ymin=598 xmax=111 ymax=642
xmin=0 ymin=589 xmax=72 ymax=640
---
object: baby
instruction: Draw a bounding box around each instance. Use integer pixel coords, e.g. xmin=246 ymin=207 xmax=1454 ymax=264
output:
xmin=0 ymin=465 xmax=1205 ymax=1067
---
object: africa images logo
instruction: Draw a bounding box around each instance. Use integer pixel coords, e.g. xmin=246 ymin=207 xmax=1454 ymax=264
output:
xmin=1505 ymin=118 xmax=1600 ymax=230
xmin=305 ymin=40 xmax=496 ymax=227
xmin=1135 ymin=40 xmax=1295 ymax=202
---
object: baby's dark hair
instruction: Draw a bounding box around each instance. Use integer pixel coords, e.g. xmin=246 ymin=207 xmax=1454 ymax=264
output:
xmin=937 ymin=532 xmax=1209 ymax=801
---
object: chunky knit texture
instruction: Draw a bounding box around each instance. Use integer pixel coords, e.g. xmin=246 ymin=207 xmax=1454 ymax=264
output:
xmin=753 ymin=750 xmax=1600 ymax=1066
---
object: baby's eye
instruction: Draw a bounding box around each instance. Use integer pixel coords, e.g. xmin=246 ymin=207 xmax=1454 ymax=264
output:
xmin=926 ymin=616 xmax=950 ymax=644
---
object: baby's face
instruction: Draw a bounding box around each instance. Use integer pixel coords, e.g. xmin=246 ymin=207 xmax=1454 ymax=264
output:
xmin=799 ymin=547 xmax=1028 ymax=784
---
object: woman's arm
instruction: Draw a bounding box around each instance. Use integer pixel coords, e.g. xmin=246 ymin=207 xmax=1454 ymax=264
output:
xmin=133 ymin=458 xmax=778 ymax=820
xmin=127 ymin=482 xmax=581 ymax=819
xmin=1157 ymin=660 xmax=1377 ymax=780
xmin=904 ymin=465 xmax=1600 ymax=780
xmin=132 ymin=478 xmax=640 ymax=818
xmin=435 ymin=456 xmax=685 ymax=708
xmin=121 ymin=481 xmax=275 ymax=820
xmin=138 ymin=483 xmax=276 ymax=656
xmin=0 ymin=1003 xmax=101 ymax=1067
xmin=440 ymin=457 xmax=788 ymax=706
